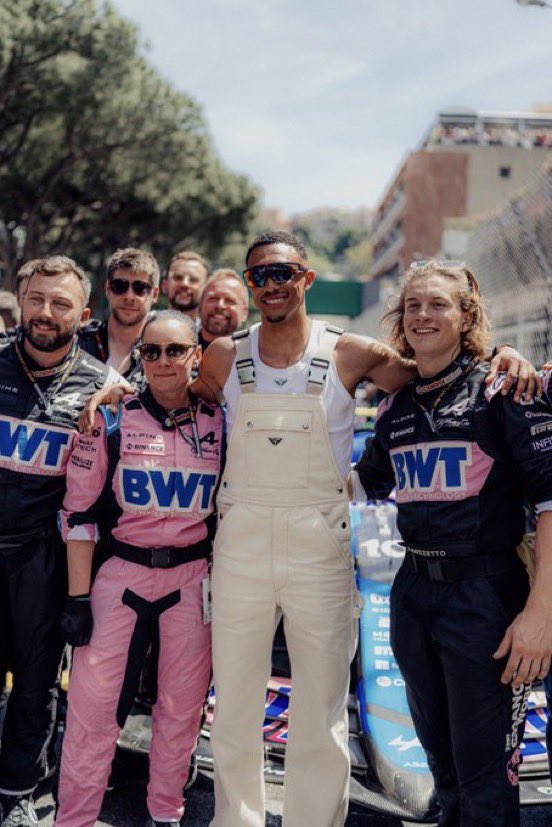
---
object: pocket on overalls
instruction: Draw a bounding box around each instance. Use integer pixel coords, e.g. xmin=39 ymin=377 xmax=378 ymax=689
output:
xmin=214 ymin=500 xmax=239 ymax=547
xmin=244 ymin=410 xmax=312 ymax=488
xmin=312 ymin=503 xmax=352 ymax=571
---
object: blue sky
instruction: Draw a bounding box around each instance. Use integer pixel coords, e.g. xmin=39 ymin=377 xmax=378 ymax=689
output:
xmin=113 ymin=0 xmax=552 ymax=213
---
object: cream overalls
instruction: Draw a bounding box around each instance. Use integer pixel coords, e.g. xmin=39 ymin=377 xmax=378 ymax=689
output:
xmin=210 ymin=326 xmax=357 ymax=827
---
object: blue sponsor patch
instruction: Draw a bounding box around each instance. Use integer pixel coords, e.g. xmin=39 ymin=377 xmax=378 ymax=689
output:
xmin=393 ymin=445 xmax=468 ymax=490
xmin=120 ymin=465 xmax=217 ymax=512
xmin=0 ymin=415 xmax=71 ymax=473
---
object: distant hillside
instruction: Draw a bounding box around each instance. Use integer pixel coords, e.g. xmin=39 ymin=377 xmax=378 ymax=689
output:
xmin=256 ymin=206 xmax=373 ymax=280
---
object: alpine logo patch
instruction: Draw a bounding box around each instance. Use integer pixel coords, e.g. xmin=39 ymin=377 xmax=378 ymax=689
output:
xmin=274 ymin=378 xmax=288 ymax=386
xmin=269 ymin=437 xmax=282 ymax=445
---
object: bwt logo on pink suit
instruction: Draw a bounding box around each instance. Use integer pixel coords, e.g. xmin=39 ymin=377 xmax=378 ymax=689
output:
xmin=390 ymin=441 xmax=493 ymax=503
xmin=120 ymin=465 xmax=217 ymax=513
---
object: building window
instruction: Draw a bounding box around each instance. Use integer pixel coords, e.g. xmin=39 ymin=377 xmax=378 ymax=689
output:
xmin=499 ymin=166 xmax=511 ymax=178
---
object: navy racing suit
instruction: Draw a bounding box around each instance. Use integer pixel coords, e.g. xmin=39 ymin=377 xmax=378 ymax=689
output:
xmin=0 ymin=336 xmax=118 ymax=794
xmin=354 ymin=356 xmax=552 ymax=827
xmin=78 ymin=318 xmax=144 ymax=386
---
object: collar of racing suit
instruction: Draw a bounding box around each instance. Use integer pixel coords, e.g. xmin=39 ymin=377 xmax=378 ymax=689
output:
xmin=17 ymin=331 xmax=79 ymax=378
xmin=412 ymin=351 xmax=476 ymax=405
xmin=139 ymin=385 xmax=195 ymax=431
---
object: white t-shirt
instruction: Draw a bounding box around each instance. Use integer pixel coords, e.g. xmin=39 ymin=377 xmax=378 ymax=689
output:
xmin=223 ymin=321 xmax=355 ymax=479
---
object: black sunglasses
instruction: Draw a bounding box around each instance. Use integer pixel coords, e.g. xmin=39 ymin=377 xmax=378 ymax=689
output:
xmin=242 ymin=262 xmax=306 ymax=289
xmin=109 ymin=277 xmax=153 ymax=297
xmin=138 ymin=342 xmax=195 ymax=362
xmin=410 ymin=259 xmax=467 ymax=269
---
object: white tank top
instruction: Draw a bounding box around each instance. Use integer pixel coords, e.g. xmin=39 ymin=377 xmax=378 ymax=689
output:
xmin=223 ymin=320 xmax=355 ymax=478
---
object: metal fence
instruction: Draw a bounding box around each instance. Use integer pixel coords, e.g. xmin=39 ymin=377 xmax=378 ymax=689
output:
xmin=466 ymin=159 xmax=552 ymax=366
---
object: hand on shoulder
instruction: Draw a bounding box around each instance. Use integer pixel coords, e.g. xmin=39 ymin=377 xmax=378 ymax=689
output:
xmin=192 ymin=336 xmax=236 ymax=404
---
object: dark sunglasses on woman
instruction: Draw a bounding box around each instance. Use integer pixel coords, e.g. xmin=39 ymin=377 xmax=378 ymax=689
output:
xmin=138 ymin=342 xmax=195 ymax=362
xmin=242 ymin=262 xmax=306 ymax=289
xmin=108 ymin=277 xmax=153 ymax=297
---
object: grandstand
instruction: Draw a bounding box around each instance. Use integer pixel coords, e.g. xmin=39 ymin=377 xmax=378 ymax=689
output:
xmin=422 ymin=107 xmax=552 ymax=151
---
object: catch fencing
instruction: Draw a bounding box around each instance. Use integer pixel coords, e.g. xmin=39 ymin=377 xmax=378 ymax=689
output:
xmin=465 ymin=159 xmax=552 ymax=366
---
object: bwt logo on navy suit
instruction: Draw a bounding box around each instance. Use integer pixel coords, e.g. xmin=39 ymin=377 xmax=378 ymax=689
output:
xmin=0 ymin=414 xmax=71 ymax=475
xmin=389 ymin=440 xmax=492 ymax=503
xmin=120 ymin=464 xmax=218 ymax=513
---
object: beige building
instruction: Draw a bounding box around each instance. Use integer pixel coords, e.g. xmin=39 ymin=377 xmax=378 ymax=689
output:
xmin=370 ymin=107 xmax=552 ymax=280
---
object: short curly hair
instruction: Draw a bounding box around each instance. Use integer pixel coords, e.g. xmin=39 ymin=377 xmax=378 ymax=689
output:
xmin=106 ymin=248 xmax=160 ymax=287
xmin=27 ymin=255 xmax=92 ymax=304
xmin=167 ymin=251 xmax=210 ymax=279
xmin=382 ymin=260 xmax=491 ymax=360
xmin=245 ymin=231 xmax=307 ymax=265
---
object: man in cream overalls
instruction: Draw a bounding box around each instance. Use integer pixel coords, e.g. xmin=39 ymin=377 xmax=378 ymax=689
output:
xmin=192 ymin=231 xmax=530 ymax=826
xmin=193 ymin=231 xmax=416 ymax=827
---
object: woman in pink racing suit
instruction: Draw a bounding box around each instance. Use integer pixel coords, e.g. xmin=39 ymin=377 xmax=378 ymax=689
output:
xmin=55 ymin=310 xmax=223 ymax=827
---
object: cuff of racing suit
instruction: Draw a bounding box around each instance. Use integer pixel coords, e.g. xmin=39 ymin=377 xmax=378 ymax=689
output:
xmin=58 ymin=510 xmax=99 ymax=543
xmin=535 ymin=501 xmax=552 ymax=515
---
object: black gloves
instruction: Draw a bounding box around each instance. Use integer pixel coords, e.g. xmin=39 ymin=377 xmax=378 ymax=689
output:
xmin=60 ymin=594 xmax=93 ymax=647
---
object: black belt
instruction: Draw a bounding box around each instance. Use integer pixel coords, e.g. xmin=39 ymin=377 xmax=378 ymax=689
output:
xmin=405 ymin=549 xmax=519 ymax=582
xmin=112 ymin=537 xmax=211 ymax=569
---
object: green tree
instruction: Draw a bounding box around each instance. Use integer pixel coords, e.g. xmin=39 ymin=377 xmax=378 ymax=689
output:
xmin=0 ymin=0 xmax=259 ymax=291
xmin=291 ymin=208 xmax=372 ymax=277
xmin=343 ymin=239 xmax=372 ymax=278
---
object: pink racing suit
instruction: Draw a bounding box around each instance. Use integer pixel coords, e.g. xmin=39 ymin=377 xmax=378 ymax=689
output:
xmin=55 ymin=389 xmax=223 ymax=826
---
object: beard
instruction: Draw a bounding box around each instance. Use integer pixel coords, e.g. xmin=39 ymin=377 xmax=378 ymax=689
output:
xmin=111 ymin=305 xmax=147 ymax=328
xmin=23 ymin=318 xmax=76 ymax=352
xmin=203 ymin=314 xmax=235 ymax=337
xmin=170 ymin=292 xmax=199 ymax=312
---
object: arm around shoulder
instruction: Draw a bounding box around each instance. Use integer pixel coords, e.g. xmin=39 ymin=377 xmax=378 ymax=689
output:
xmin=335 ymin=333 xmax=415 ymax=395
xmin=191 ymin=336 xmax=235 ymax=404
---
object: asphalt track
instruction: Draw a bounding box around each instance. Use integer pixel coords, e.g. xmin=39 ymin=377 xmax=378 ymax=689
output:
xmin=34 ymin=766 xmax=552 ymax=826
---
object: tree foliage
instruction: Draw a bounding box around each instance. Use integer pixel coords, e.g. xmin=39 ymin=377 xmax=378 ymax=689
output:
xmin=0 ymin=0 xmax=259 ymax=290
xmin=291 ymin=208 xmax=372 ymax=279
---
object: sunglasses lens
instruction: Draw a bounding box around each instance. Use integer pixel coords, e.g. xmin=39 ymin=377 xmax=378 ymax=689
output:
xmin=245 ymin=264 xmax=299 ymax=288
xmin=140 ymin=344 xmax=161 ymax=361
xmin=109 ymin=278 xmax=130 ymax=295
xmin=132 ymin=280 xmax=152 ymax=296
xmin=166 ymin=344 xmax=188 ymax=359
xmin=410 ymin=259 xmax=467 ymax=270
xmin=139 ymin=343 xmax=192 ymax=361
xmin=270 ymin=266 xmax=295 ymax=283
xmin=109 ymin=278 xmax=151 ymax=296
